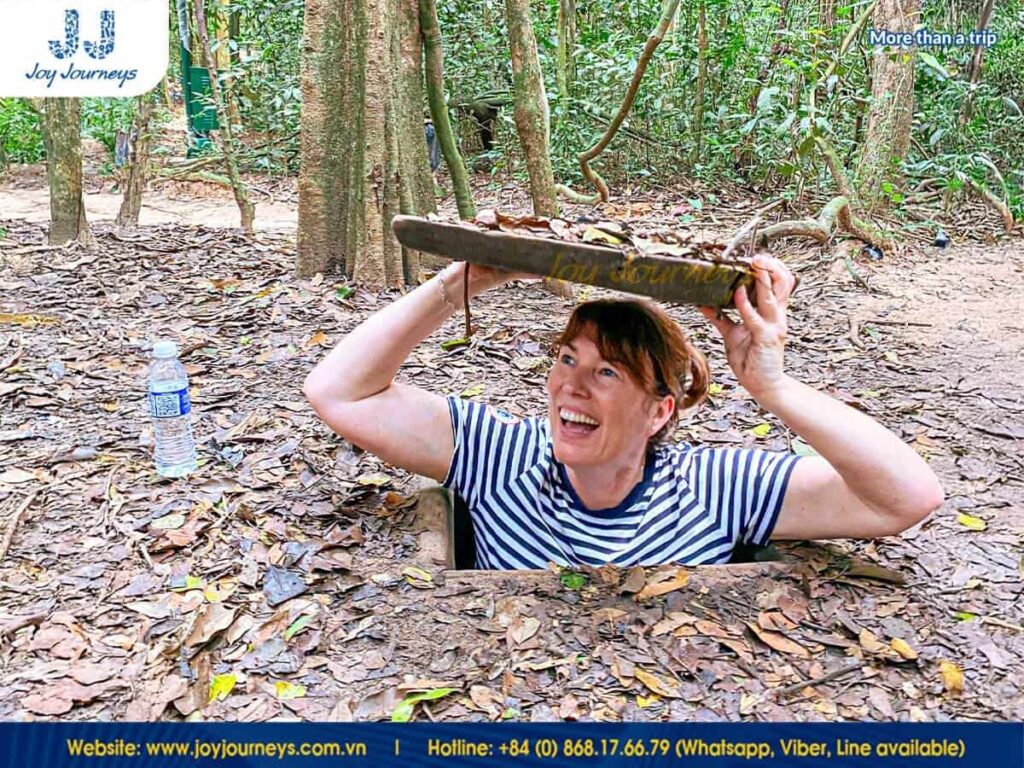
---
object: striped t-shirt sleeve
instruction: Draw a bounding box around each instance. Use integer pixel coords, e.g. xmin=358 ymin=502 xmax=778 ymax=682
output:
xmin=683 ymin=446 xmax=802 ymax=546
xmin=441 ymin=395 xmax=528 ymax=506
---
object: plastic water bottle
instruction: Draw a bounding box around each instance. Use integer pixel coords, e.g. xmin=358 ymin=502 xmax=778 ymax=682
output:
xmin=148 ymin=340 xmax=197 ymax=478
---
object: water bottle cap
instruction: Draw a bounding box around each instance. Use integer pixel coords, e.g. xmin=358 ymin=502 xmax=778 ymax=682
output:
xmin=153 ymin=340 xmax=178 ymax=359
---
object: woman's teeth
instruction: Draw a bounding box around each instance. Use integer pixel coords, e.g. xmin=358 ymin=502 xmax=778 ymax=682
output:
xmin=560 ymin=408 xmax=599 ymax=426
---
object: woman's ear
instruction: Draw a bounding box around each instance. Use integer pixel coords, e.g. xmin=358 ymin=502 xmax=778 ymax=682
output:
xmin=648 ymin=394 xmax=676 ymax=438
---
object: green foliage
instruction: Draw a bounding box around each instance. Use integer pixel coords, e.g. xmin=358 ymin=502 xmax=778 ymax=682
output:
xmin=0 ymin=97 xmax=140 ymax=166
xmin=80 ymin=97 xmax=137 ymax=153
xmin=1 ymin=0 xmax=1020 ymax=214
xmin=0 ymin=99 xmax=44 ymax=164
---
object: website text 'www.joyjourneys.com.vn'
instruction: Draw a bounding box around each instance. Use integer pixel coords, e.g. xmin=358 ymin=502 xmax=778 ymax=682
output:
xmin=66 ymin=738 xmax=368 ymax=760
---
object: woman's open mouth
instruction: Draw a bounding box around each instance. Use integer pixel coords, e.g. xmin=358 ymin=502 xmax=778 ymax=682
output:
xmin=559 ymin=407 xmax=600 ymax=438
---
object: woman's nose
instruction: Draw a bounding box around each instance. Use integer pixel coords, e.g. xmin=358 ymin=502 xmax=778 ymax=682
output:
xmin=564 ymin=367 xmax=591 ymax=395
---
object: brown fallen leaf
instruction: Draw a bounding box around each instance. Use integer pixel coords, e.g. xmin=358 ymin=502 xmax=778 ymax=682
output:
xmin=186 ymin=604 xmax=238 ymax=647
xmin=634 ymin=669 xmax=681 ymax=698
xmin=610 ymin=657 xmax=635 ymax=687
xmin=845 ymin=563 xmax=907 ymax=584
xmin=939 ymin=660 xmax=964 ymax=696
xmin=558 ymin=693 xmax=583 ymax=720
xmin=592 ymin=607 xmax=628 ymax=628
xmin=619 ymin=566 xmax=646 ymax=594
xmin=635 ymin=570 xmax=689 ymax=600
xmin=868 ymin=686 xmax=896 ymax=718
xmin=651 ymin=612 xmax=696 ymax=637
xmin=469 ymin=685 xmax=503 ymax=718
xmin=858 ymin=628 xmax=898 ymax=659
xmin=746 ymin=621 xmax=810 ymax=657
xmin=71 ymin=663 xmax=117 ymax=685
xmin=739 ymin=693 xmax=758 ymax=716
xmin=124 ymin=675 xmax=189 ymax=721
xmin=507 ymin=616 xmax=540 ymax=647
xmin=695 ymin=618 xmax=732 ymax=638
xmin=21 ymin=693 xmax=74 ymax=715
xmin=891 ymin=638 xmax=918 ymax=660
xmin=0 ymin=468 xmax=37 ymax=484
xmin=304 ymin=330 xmax=328 ymax=348
xmin=758 ymin=610 xmax=797 ymax=632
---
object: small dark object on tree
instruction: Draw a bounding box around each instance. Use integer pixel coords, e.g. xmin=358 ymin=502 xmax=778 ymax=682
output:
xmin=934 ymin=229 xmax=951 ymax=248
xmin=862 ymin=244 xmax=883 ymax=260
xmin=424 ymin=120 xmax=440 ymax=172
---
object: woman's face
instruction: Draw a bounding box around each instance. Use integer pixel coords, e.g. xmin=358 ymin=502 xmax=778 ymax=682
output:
xmin=547 ymin=332 xmax=674 ymax=468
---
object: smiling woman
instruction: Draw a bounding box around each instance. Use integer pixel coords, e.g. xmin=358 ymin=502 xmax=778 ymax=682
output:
xmin=303 ymin=258 xmax=944 ymax=569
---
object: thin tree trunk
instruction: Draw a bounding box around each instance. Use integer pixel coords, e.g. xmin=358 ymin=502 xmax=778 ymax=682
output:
xmin=41 ymin=98 xmax=94 ymax=246
xmin=116 ymin=95 xmax=156 ymax=230
xmin=960 ymin=0 xmax=997 ymax=125
xmin=692 ymin=0 xmax=707 ymax=164
xmin=556 ymin=0 xmax=576 ymax=105
xmin=420 ymin=0 xmax=474 ymax=219
xmin=229 ymin=7 xmax=241 ymax=66
xmin=967 ymin=0 xmax=996 ymax=84
xmin=394 ymin=0 xmax=435 ymax=281
xmin=747 ymin=0 xmax=791 ymax=115
xmin=195 ymin=0 xmax=255 ymax=232
xmin=215 ymin=0 xmax=241 ymax=128
xmin=820 ymin=0 xmax=835 ymax=31
xmin=856 ymin=0 xmax=920 ymax=212
xmin=506 ymin=0 xmax=558 ymax=217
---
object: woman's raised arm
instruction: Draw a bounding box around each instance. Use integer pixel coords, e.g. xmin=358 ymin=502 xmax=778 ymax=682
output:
xmin=303 ymin=262 xmax=514 ymax=482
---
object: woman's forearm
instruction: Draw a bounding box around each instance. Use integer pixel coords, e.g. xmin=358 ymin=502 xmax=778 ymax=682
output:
xmin=303 ymin=264 xmax=502 ymax=404
xmin=756 ymin=375 xmax=943 ymax=516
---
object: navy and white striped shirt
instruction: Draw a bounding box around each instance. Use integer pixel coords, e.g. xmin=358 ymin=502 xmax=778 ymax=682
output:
xmin=442 ymin=396 xmax=802 ymax=570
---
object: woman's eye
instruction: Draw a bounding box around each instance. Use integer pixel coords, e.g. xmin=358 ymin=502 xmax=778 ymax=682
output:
xmin=599 ymin=367 xmax=618 ymax=378
xmin=560 ymin=354 xmax=574 ymax=366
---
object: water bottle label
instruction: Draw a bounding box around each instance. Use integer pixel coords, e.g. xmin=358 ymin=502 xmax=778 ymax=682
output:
xmin=149 ymin=388 xmax=191 ymax=418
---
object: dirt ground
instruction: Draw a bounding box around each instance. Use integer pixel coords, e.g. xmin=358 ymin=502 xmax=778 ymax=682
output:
xmin=0 ymin=175 xmax=1022 ymax=722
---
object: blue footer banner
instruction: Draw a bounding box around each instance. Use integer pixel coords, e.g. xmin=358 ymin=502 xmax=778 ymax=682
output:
xmin=0 ymin=723 xmax=1021 ymax=768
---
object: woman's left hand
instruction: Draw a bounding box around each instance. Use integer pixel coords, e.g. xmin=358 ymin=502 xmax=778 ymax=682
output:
xmin=698 ymin=254 xmax=797 ymax=403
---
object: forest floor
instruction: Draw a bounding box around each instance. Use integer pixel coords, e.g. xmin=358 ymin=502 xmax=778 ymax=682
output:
xmin=0 ymin=169 xmax=1022 ymax=723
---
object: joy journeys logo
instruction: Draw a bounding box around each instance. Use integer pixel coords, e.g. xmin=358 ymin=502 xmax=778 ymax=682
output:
xmin=0 ymin=0 xmax=167 ymax=97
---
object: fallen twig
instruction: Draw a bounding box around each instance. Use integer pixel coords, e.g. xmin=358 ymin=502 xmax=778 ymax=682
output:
xmin=776 ymin=661 xmax=865 ymax=698
xmin=981 ymin=616 xmax=1024 ymax=633
xmin=0 ymin=490 xmax=38 ymax=564
xmin=843 ymin=254 xmax=873 ymax=292
xmin=0 ymin=611 xmax=46 ymax=640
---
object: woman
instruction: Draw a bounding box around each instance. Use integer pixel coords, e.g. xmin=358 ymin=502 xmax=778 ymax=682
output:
xmin=303 ymin=256 xmax=944 ymax=569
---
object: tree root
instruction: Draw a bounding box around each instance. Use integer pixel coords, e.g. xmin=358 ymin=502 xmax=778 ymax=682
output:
xmin=557 ymin=0 xmax=680 ymax=203
xmin=957 ymin=171 xmax=1015 ymax=233
xmin=754 ymin=195 xmax=893 ymax=252
xmin=555 ymin=183 xmax=600 ymax=204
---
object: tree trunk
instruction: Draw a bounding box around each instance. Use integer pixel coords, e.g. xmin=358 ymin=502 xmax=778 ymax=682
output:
xmin=960 ymin=0 xmax=997 ymax=125
xmin=820 ymin=0 xmax=835 ymax=31
xmin=856 ymin=0 xmax=920 ymax=212
xmin=967 ymin=0 xmax=996 ymax=84
xmin=556 ymin=0 xmax=576 ymax=105
xmin=216 ymin=0 xmax=242 ymax=129
xmin=298 ymin=0 xmax=435 ymax=286
xmin=195 ymin=0 xmax=255 ymax=233
xmin=420 ymin=0 xmax=473 ymax=219
xmin=116 ymin=95 xmax=156 ymax=231
xmin=41 ymin=98 xmax=94 ymax=247
xmin=506 ymin=0 xmax=558 ymax=217
xmin=692 ymin=0 xmax=707 ymax=164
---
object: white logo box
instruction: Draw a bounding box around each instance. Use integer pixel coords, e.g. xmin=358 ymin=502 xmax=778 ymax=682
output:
xmin=0 ymin=0 xmax=168 ymax=97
